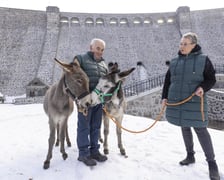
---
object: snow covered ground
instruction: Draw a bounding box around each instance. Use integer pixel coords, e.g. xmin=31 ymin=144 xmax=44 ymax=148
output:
xmin=0 ymin=103 xmax=223 ymax=180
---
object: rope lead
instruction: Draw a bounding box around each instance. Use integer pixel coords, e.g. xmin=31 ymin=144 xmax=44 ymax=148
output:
xmin=103 ymin=93 xmax=205 ymax=134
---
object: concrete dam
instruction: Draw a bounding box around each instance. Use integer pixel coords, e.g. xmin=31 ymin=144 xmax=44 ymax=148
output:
xmin=0 ymin=6 xmax=224 ymax=97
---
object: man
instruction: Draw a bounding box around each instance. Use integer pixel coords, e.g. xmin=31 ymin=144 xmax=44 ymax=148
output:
xmin=73 ymin=38 xmax=108 ymax=166
xmin=162 ymin=32 xmax=220 ymax=180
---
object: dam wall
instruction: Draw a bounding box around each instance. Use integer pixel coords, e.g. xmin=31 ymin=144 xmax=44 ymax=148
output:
xmin=0 ymin=6 xmax=224 ymax=96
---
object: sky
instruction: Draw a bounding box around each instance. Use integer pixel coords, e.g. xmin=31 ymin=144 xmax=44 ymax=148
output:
xmin=0 ymin=0 xmax=224 ymax=13
xmin=0 ymin=101 xmax=223 ymax=180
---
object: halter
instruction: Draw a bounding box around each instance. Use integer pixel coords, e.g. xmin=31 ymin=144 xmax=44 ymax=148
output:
xmin=63 ymin=76 xmax=89 ymax=102
xmin=93 ymin=81 xmax=122 ymax=104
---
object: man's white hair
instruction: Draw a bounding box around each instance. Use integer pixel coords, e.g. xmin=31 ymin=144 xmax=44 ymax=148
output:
xmin=90 ymin=38 xmax=106 ymax=47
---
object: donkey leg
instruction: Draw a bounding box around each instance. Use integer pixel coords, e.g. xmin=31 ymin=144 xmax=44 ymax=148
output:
xmin=116 ymin=117 xmax=126 ymax=156
xmin=103 ymin=115 xmax=110 ymax=155
xmin=59 ymin=120 xmax=68 ymax=160
xmin=65 ymin=124 xmax=71 ymax=147
xmin=43 ymin=120 xmax=56 ymax=169
xmin=55 ymin=123 xmax=59 ymax=146
xmin=99 ymin=125 xmax=103 ymax=143
xmin=99 ymin=113 xmax=105 ymax=143
xmin=56 ymin=123 xmax=71 ymax=147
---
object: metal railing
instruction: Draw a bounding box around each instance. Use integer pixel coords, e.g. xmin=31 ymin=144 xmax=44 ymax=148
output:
xmin=214 ymin=64 xmax=224 ymax=74
xmin=123 ymin=74 xmax=165 ymax=97
xmin=123 ymin=63 xmax=224 ymax=98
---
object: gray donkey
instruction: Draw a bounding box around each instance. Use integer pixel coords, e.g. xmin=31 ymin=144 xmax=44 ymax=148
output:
xmin=91 ymin=62 xmax=135 ymax=157
xmin=43 ymin=58 xmax=91 ymax=169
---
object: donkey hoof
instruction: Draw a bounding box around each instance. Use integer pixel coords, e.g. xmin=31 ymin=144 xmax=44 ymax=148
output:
xmin=55 ymin=140 xmax=59 ymax=146
xmin=43 ymin=160 xmax=50 ymax=169
xmin=104 ymin=149 xmax=109 ymax=155
xmin=55 ymin=143 xmax=59 ymax=147
xmin=67 ymin=142 xmax=71 ymax=147
xmin=120 ymin=149 xmax=126 ymax=156
xmin=62 ymin=153 xmax=68 ymax=160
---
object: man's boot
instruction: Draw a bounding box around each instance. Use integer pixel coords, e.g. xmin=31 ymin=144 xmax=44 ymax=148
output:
xmin=179 ymin=152 xmax=195 ymax=165
xmin=208 ymin=161 xmax=220 ymax=180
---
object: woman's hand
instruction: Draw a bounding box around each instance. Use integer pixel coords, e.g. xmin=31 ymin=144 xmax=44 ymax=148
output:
xmin=195 ymin=87 xmax=204 ymax=97
xmin=162 ymin=99 xmax=168 ymax=107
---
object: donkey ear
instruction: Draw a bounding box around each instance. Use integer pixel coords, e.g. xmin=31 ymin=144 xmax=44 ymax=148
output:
xmin=118 ymin=67 xmax=135 ymax=79
xmin=54 ymin=58 xmax=73 ymax=72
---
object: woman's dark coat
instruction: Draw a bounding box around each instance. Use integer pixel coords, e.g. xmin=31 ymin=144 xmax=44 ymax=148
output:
xmin=162 ymin=45 xmax=216 ymax=127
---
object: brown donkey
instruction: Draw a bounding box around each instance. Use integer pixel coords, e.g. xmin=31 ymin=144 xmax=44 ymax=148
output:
xmin=43 ymin=58 xmax=91 ymax=169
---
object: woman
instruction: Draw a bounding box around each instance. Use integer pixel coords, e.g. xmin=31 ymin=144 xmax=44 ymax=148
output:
xmin=162 ymin=32 xmax=220 ymax=180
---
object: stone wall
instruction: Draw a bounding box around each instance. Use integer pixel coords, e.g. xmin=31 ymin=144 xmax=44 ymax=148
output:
xmin=126 ymin=88 xmax=224 ymax=122
xmin=14 ymin=96 xmax=44 ymax=105
xmin=207 ymin=89 xmax=224 ymax=121
xmin=0 ymin=7 xmax=47 ymax=95
xmin=126 ymin=87 xmax=166 ymax=121
xmin=0 ymin=6 xmax=224 ymax=96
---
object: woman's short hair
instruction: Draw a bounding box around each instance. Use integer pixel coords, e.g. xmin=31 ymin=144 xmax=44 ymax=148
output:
xmin=182 ymin=32 xmax=198 ymax=44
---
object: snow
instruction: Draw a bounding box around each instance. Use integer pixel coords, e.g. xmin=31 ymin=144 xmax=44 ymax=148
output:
xmin=0 ymin=103 xmax=223 ymax=180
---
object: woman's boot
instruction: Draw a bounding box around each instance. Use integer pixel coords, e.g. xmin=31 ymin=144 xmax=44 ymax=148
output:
xmin=179 ymin=152 xmax=195 ymax=165
xmin=208 ymin=161 xmax=220 ymax=180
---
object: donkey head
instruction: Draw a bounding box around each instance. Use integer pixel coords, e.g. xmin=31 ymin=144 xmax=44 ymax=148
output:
xmin=54 ymin=58 xmax=91 ymax=115
xmin=91 ymin=62 xmax=135 ymax=105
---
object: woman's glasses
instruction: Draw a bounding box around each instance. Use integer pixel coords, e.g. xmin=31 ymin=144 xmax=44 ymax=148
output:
xmin=179 ymin=43 xmax=194 ymax=47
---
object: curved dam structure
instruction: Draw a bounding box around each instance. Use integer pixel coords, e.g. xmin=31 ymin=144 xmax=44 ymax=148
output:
xmin=0 ymin=6 xmax=224 ymax=96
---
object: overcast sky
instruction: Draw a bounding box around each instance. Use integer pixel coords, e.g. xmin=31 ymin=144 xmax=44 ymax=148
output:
xmin=0 ymin=0 xmax=224 ymax=13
